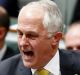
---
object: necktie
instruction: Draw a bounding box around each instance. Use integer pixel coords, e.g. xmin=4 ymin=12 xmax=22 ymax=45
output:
xmin=35 ymin=68 xmax=50 ymax=75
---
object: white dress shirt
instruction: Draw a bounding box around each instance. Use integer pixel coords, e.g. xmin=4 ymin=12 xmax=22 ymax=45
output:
xmin=31 ymin=50 xmax=60 ymax=75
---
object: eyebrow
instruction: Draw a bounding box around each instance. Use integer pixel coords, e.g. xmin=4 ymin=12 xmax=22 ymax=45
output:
xmin=17 ymin=29 xmax=39 ymax=35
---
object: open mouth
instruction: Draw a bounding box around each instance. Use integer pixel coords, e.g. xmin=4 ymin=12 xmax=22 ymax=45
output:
xmin=23 ymin=51 xmax=34 ymax=57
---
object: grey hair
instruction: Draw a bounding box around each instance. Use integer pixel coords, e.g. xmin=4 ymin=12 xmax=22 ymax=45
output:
xmin=40 ymin=0 xmax=63 ymax=37
xmin=23 ymin=0 xmax=64 ymax=38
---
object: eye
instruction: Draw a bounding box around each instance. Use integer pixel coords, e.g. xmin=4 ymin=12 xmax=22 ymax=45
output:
xmin=17 ymin=31 xmax=23 ymax=37
xmin=27 ymin=33 xmax=39 ymax=40
xmin=77 ymin=46 xmax=80 ymax=50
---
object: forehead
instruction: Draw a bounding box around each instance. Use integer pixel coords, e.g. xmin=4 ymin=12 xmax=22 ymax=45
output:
xmin=65 ymin=32 xmax=80 ymax=46
xmin=65 ymin=26 xmax=80 ymax=46
xmin=65 ymin=26 xmax=80 ymax=40
xmin=18 ymin=4 xmax=45 ymax=22
xmin=18 ymin=5 xmax=46 ymax=31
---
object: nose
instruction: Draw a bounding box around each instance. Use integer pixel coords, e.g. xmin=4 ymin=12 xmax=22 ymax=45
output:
xmin=20 ymin=34 xmax=30 ymax=47
xmin=73 ymin=47 xmax=77 ymax=51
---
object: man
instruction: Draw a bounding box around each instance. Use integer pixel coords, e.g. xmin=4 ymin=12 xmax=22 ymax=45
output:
xmin=65 ymin=22 xmax=80 ymax=52
xmin=0 ymin=6 xmax=18 ymax=61
xmin=0 ymin=0 xmax=80 ymax=75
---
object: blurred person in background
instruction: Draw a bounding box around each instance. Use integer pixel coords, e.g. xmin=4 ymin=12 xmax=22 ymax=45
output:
xmin=0 ymin=6 xmax=18 ymax=61
xmin=65 ymin=21 xmax=80 ymax=52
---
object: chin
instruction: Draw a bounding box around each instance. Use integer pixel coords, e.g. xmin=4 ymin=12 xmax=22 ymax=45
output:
xmin=23 ymin=60 xmax=40 ymax=69
xmin=23 ymin=59 xmax=34 ymax=68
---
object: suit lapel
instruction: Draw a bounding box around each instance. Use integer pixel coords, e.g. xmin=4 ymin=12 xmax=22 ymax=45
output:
xmin=2 ymin=46 xmax=9 ymax=60
xmin=2 ymin=46 xmax=14 ymax=60
xmin=15 ymin=58 xmax=32 ymax=75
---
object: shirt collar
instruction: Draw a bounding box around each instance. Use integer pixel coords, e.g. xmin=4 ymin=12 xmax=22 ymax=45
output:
xmin=0 ymin=44 xmax=7 ymax=61
xmin=31 ymin=50 xmax=60 ymax=75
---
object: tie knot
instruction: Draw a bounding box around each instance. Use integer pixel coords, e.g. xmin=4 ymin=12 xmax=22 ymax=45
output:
xmin=35 ymin=68 xmax=49 ymax=75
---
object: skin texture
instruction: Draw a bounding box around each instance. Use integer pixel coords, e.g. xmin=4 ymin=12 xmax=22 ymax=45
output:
xmin=17 ymin=4 xmax=62 ymax=69
xmin=65 ymin=24 xmax=80 ymax=51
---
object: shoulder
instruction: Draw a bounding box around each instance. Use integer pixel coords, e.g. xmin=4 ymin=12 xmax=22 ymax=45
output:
xmin=59 ymin=49 xmax=80 ymax=61
xmin=59 ymin=49 xmax=80 ymax=73
xmin=0 ymin=54 xmax=20 ymax=67
xmin=2 ymin=46 xmax=19 ymax=60
xmin=59 ymin=49 xmax=80 ymax=58
xmin=0 ymin=54 xmax=20 ymax=75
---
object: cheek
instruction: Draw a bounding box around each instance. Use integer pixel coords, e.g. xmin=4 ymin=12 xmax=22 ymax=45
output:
xmin=30 ymin=39 xmax=50 ymax=53
xmin=30 ymin=39 xmax=45 ymax=48
xmin=18 ymin=38 xmax=20 ymax=45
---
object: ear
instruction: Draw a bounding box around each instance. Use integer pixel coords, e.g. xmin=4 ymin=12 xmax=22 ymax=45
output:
xmin=51 ymin=32 xmax=62 ymax=45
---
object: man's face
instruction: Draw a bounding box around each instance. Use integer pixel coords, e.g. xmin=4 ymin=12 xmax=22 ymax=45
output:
xmin=17 ymin=7 xmax=57 ymax=69
xmin=65 ymin=26 xmax=80 ymax=51
xmin=65 ymin=34 xmax=80 ymax=51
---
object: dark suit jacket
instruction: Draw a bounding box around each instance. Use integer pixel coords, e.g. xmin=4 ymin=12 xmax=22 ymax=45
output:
xmin=1 ymin=46 xmax=19 ymax=61
xmin=0 ymin=49 xmax=80 ymax=75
